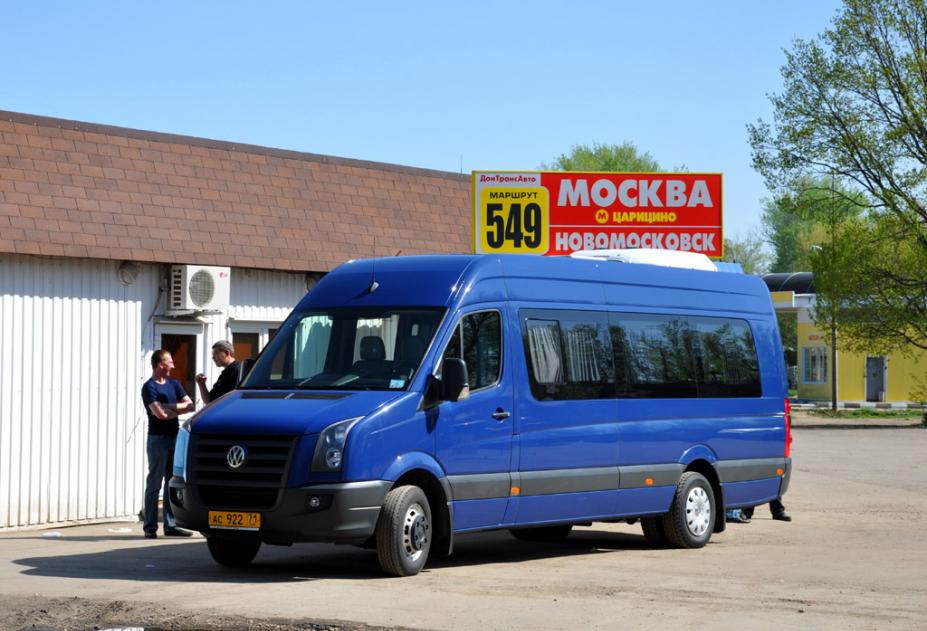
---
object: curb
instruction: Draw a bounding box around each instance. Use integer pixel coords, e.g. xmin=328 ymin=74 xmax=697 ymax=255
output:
xmin=794 ymin=423 xmax=925 ymax=430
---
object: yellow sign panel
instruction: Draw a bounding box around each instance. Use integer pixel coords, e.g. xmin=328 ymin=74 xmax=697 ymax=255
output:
xmin=208 ymin=510 xmax=261 ymax=530
xmin=477 ymin=186 xmax=550 ymax=254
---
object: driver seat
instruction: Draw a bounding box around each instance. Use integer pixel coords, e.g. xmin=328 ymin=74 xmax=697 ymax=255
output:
xmin=353 ymin=336 xmax=388 ymax=376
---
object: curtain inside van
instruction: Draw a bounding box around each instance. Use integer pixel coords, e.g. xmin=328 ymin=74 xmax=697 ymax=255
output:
xmin=527 ymin=321 xmax=564 ymax=384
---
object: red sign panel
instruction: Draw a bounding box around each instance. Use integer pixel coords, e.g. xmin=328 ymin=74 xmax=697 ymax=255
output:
xmin=472 ymin=171 xmax=723 ymax=257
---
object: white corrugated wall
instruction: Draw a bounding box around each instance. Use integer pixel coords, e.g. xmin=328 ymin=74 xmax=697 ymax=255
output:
xmin=0 ymin=254 xmax=314 ymax=529
xmin=194 ymin=268 xmax=311 ymax=388
xmin=0 ymin=254 xmax=159 ymax=528
xmin=228 ymin=268 xmax=311 ymax=323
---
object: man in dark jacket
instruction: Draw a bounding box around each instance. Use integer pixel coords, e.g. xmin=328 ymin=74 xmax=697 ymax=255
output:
xmin=195 ymin=340 xmax=241 ymax=404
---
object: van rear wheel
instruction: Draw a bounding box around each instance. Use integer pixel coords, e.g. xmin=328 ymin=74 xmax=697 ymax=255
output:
xmin=206 ymin=535 xmax=261 ymax=567
xmin=640 ymin=516 xmax=670 ymax=547
xmin=663 ymin=471 xmax=715 ymax=548
xmin=375 ymin=485 xmax=432 ymax=577
xmin=509 ymin=524 xmax=573 ymax=542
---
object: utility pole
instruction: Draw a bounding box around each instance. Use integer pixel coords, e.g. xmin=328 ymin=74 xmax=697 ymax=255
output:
xmin=829 ymin=172 xmax=838 ymax=411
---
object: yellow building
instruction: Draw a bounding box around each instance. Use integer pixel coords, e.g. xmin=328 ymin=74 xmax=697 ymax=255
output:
xmin=764 ymin=273 xmax=926 ymax=403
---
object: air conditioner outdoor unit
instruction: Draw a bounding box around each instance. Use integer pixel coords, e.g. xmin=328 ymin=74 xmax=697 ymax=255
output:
xmin=168 ymin=265 xmax=231 ymax=314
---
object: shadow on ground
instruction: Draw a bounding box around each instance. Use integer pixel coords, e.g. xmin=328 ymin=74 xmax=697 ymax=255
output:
xmin=14 ymin=528 xmax=659 ymax=582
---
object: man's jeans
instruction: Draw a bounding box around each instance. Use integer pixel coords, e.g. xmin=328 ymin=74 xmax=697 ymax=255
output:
xmin=144 ymin=434 xmax=178 ymax=533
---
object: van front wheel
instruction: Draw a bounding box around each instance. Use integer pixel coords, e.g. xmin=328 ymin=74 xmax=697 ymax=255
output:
xmin=206 ymin=535 xmax=261 ymax=567
xmin=664 ymin=471 xmax=715 ymax=549
xmin=375 ymin=485 xmax=432 ymax=576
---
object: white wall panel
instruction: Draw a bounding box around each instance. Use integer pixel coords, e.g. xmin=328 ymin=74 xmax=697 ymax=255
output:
xmin=0 ymin=255 xmax=159 ymax=528
xmin=191 ymin=267 xmax=310 ymax=388
xmin=227 ymin=267 xmax=310 ymax=323
xmin=0 ymin=257 xmax=313 ymax=529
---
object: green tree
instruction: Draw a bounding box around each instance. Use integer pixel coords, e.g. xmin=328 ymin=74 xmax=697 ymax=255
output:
xmin=761 ymin=178 xmax=865 ymax=272
xmin=749 ymin=0 xmax=927 ymax=351
xmin=721 ymin=230 xmax=772 ymax=275
xmin=542 ymin=142 xmax=661 ymax=172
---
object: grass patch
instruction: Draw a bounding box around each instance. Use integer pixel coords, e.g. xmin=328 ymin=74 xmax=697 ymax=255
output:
xmin=807 ymin=408 xmax=924 ymax=419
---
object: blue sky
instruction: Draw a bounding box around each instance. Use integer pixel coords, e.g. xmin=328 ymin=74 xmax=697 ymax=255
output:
xmin=1 ymin=1 xmax=842 ymax=239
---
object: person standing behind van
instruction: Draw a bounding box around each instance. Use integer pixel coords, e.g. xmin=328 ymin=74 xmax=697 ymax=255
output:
xmin=743 ymin=497 xmax=791 ymax=522
xmin=141 ymin=349 xmax=194 ymax=539
xmin=195 ymin=340 xmax=241 ymax=404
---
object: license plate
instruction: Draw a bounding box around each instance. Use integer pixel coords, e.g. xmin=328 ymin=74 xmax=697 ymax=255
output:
xmin=208 ymin=510 xmax=261 ymax=531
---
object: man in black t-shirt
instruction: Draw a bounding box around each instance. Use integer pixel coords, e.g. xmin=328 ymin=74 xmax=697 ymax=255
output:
xmin=196 ymin=340 xmax=242 ymax=404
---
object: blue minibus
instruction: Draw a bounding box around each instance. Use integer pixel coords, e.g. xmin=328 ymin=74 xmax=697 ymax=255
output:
xmin=170 ymin=253 xmax=791 ymax=576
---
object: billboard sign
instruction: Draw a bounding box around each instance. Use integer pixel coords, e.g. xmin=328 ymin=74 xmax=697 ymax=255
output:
xmin=472 ymin=171 xmax=723 ymax=257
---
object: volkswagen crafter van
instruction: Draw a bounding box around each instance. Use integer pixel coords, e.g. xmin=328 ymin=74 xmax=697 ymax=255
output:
xmin=170 ymin=253 xmax=791 ymax=576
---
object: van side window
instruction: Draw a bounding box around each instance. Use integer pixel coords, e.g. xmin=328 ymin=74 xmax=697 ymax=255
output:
xmin=523 ymin=310 xmax=615 ymax=400
xmin=611 ymin=314 xmax=761 ymax=398
xmin=442 ymin=311 xmax=502 ymax=390
xmin=611 ymin=315 xmax=698 ymax=398
xmin=689 ymin=317 xmax=761 ymax=397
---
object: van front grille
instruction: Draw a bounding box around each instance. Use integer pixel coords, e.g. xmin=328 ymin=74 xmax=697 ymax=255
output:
xmin=189 ymin=434 xmax=295 ymax=509
xmin=197 ymin=485 xmax=280 ymax=510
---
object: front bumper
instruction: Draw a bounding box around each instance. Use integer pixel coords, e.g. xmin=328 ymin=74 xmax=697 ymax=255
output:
xmin=169 ymin=477 xmax=391 ymax=545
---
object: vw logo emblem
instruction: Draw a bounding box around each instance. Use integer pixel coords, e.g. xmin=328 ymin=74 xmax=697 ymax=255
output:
xmin=226 ymin=445 xmax=247 ymax=469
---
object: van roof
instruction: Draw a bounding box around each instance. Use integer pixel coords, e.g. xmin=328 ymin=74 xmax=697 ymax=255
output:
xmin=298 ymin=254 xmax=773 ymax=316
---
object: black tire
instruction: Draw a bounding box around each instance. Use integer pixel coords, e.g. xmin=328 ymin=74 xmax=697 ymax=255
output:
xmin=509 ymin=524 xmax=573 ymax=542
xmin=375 ymin=485 xmax=432 ymax=577
xmin=206 ymin=536 xmax=261 ymax=567
xmin=640 ymin=516 xmax=670 ymax=547
xmin=663 ymin=471 xmax=715 ymax=549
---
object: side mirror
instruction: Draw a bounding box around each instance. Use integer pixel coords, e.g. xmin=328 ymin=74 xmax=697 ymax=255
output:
xmin=440 ymin=358 xmax=470 ymax=402
xmin=238 ymin=358 xmax=256 ymax=386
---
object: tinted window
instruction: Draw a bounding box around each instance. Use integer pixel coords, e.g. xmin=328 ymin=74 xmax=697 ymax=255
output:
xmin=611 ymin=314 xmax=761 ymax=398
xmin=523 ymin=310 xmax=614 ymax=400
xmin=442 ymin=311 xmax=502 ymax=390
xmin=610 ymin=315 xmax=698 ymax=398
xmin=689 ymin=317 xmax=762 ymax=397
xmin=520 ymin=308 xmax=763 ymax=400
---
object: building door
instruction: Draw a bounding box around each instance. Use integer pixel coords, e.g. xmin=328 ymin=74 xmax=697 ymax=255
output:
xmin=162 ymin=334 xmax=197 ymax=403
xmin=865 ymin=356 xmax=886 ymax=402
xmin=233 ymin=332 xmax=260 ymax=361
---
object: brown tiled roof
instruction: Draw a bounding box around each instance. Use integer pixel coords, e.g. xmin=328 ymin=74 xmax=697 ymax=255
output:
xmin=0 ymin=110 xmax=472 ymax=272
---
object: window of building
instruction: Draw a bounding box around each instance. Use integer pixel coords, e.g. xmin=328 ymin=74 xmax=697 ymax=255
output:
xmin=803 ymin=346 xmax=828 ymax=384
xmin=442 ymin=310 xmax=502 ymax=391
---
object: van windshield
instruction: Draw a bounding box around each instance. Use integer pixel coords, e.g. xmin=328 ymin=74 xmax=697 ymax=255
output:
xmin=241 ymin=307 xmax=445 ymax=390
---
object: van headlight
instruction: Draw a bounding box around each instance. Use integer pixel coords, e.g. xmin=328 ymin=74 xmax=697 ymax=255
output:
xmin=312 ymin=417 xmax=363 ymax=472
xmin=173 ymin=420 xmax=192 ymax=480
